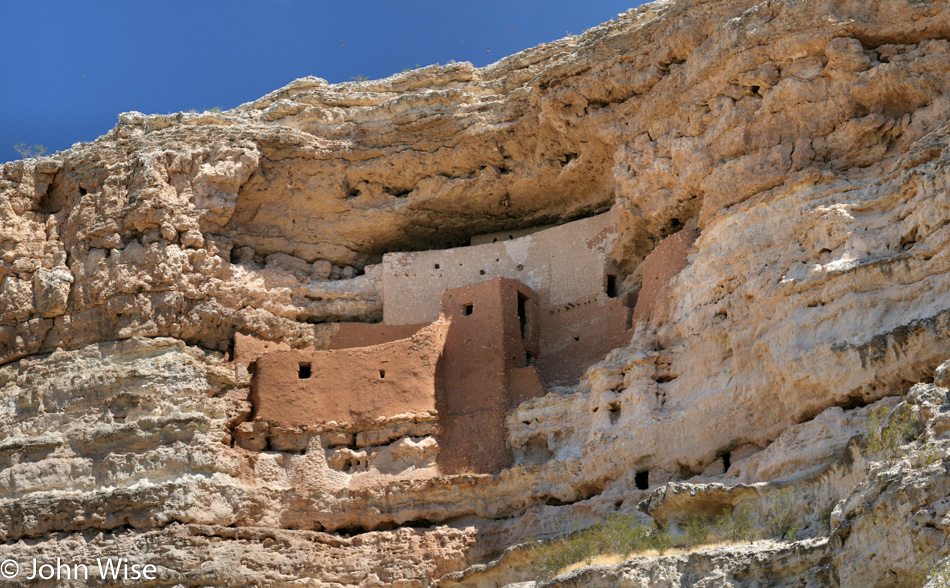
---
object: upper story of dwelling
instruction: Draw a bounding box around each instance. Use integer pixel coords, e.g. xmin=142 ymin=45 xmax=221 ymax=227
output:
xmin=381 ymin=209 xmax=621 ymax=326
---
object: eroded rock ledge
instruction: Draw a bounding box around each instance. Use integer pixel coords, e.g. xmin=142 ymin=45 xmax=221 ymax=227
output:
xmin=1 ymin=0 xmax=950 ymax=585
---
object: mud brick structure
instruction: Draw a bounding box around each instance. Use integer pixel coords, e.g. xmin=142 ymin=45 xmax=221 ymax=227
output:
xmin=382 ymin=209 xmax=633 ymax=387
xmin=250 ymin=320 xmax=448 ymax=431
xmin=241 ymin=210 xmax=645 ymax=473
xmin=248 ymin=277 xmax=544 ymax=472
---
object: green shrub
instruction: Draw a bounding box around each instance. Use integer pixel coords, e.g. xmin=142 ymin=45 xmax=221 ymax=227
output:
xmin=528 ymin=515 xmax=662 ymax=577
xmin=765 ymin=489 xmax=800 ymax=540
xmin=916 ymin=440 xmax=941 ymax=468
xmin=528 ymin=490 xmax=811 ymax=578
xmin=683 ymin=514 xmax=712 ymax=548
xmin=599 ymin=513 xmax=653 ymax=556
xmin=350 ymin=75 xmax=369 ymax=82
xmin=716 ymin=500 xmax=759 ymax=543
xmin=863 ymin=405 xmax=922 ymax=461
xmin=912 ymin=551 xmax=950 ymax=588
xmin=820 ymin=503 xmax=835 ymax=531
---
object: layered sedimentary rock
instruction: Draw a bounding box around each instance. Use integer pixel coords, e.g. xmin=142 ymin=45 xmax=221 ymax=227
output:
xmin=1 ymin=0 xmax=950 ymax=585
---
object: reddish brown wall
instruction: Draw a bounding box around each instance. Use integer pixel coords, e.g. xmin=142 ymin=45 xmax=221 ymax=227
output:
xmin=632 ymin=229 xmax=700 ymax=328
xmin=233 ymin=332 xmax=292 ymax=366
xmin=329 ymin=322 xmax=426 ymax=350
xmin=251 ymin=321 xmax=447 ymax=430
xmin=536 ymin=294 xmax=633 ymax=388
xmin=436 ymin=277 xmax=544 ymax=474
xmin=247 ymin=274 xmax=629 ymax=475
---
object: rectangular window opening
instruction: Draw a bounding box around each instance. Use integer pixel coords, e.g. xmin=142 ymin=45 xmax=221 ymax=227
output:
xmin=607 ymin=274 xmax=619 ymax=298
xmin=463 ymin=303 xmax=474 ymax=316
xmin=298 ymin=362 xmax=312 ymax=379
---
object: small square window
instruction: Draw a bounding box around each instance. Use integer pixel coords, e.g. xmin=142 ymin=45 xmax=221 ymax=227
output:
xmin=462 ymin=304 xmax=473 ymax=316
xmin=298 ymin=363 xmax=311 ymax=379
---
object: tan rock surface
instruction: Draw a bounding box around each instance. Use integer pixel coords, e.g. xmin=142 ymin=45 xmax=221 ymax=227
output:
xmin=1 ymin=0 xmax=949 ymax=585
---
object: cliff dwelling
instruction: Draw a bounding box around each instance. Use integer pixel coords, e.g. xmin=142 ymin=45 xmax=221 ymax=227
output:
xmin=6 ymin=1 xmax=950 ymax=584
xmin=235 ymin=209 xmax=645 ymax=473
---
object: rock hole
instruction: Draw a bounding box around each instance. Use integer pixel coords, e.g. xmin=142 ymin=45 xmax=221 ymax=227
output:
xmin=516 ymin=264 xmax=524 ymax=271
xmin=545 ymin=497 xmax=568 ymax=506
xmin=463 ymin=303 xmax=473 ymax=316
xmin=608 ymin=402 xmax=621 ymax=424
xmin=722 ymin=451 xmax=731 ymax=472
xmin=479 ymin=269 xmax=486 ymax=275
xmin=573 ymin=336 xmax=580 ymax=342
xmin=559 ymin=152 xmax=578 ymax=165
xmin=900 ymin=226 xmax=918 ymax=251
xmin=79 ymin=187 xmax=87 ymax=196
xmin=298 ymin=363 xmax=311 ymax=379
xmin=750 ymin=85 xmax=761 ymax=95
xmin=606 ymin=274 xmax=619 ymax=298
xmin=655 ymin=374 xmax=678 ymax=383
xmin=526 ymin=351 xmax=535 ymax=366
xmin=523 ymin=435 xmax=553 ymax=462
xmin=836 ymin=394 xmax=869 ymax=411
xmin=635 ymin=470 xmax=649 ymax=490
xmin=345 ymin=187 xmax=361 ymax=199
xmin=378 ymin=369 xmax=386 ymax=379
xmin=434 ymin=263 xmax=440 ymax=269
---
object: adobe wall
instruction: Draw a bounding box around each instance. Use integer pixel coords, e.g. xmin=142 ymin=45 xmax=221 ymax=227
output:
xmin=233 ymin=332 xmax=292 ymax=366
xmin=436 ymin=277 xmax=544 ymax=474
xmin=537 ymin=294 xmax=633 ymax=387
xmin=382 ymin=209 xmax=620 ymax=326
xmin=469 ymin=223 xmax=555 ymax=246
xmin=251 ymin=320 xmax=448 ymax=430
xmin=632 ymin=229 xmax=700 ymax=328
xmin=247 ymin=277 xmax=544 ymax=474
xmin=329 ymin=322 xmax=426 ymax=350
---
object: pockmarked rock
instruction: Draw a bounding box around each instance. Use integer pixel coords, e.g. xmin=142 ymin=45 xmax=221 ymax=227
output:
xmin=1 ymin=0 xmax=950 ymax=585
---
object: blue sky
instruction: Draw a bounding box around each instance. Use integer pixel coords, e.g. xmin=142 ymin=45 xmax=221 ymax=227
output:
xmin=1 ymin=0 xmax=646 ymax=164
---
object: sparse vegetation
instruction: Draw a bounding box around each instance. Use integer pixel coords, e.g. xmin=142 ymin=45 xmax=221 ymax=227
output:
xmin=765 ymin=489 xmax=800 ymax=540
xmin=526 ymin=494 xmax=807 ymax=579
xmin=715 ymin=500 xmax=759 ymax=543
xmin=527 ymin=515 xmax=669 ymax=577
xmin=820 ymin=503 xmax=836 ymax=530
xmin=863 ymin=405 xmax=922 ymax=461
xmin=524 ymin=485 xmax=831 ymax=579
xmin=350 ymin=75 xmax=369 ymax=82
xmin=13 ymin=143 xmax=46 ymax=158
xmin=916 ymin=440 xmax=942 ymax=468
xmin=683 ymin=514 xmax=712 ymax=548
xmin=912 ymin=551 xmax=950 ymax=588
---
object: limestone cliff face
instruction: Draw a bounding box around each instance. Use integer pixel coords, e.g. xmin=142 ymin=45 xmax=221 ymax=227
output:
xmin=1 ymin=0 xmax=950 ymax=586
